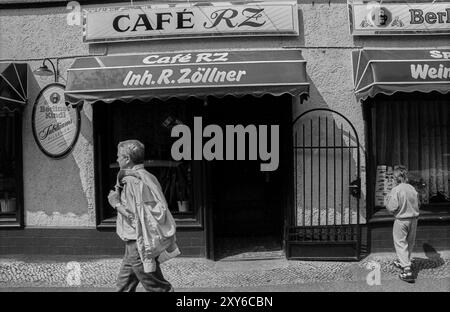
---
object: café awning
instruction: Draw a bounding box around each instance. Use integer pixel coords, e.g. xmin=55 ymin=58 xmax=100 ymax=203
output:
xmin=0 ymin=63 xmax=29 ymax=112
xmin=352 ymin=49 xmax=450 ymax=101
xmin=64 ymin=49 xmax=309 ymax=105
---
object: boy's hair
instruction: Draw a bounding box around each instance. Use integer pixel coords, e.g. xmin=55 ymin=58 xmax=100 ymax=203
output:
xmin=393 ymin=165 xmax=408 ymax=184
xmin=118 ymin=140 xmax=145 ymax=164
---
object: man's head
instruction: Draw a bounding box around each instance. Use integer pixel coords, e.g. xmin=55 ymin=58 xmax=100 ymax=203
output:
xmin=393 ymin=165 xmax=408 ymax=184
xmin=117 ymin=140 xmax=145 ymax=169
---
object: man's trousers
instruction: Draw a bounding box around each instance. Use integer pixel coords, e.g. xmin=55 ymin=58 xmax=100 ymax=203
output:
xmin=116 ymin=240 xmax=173 ymax=292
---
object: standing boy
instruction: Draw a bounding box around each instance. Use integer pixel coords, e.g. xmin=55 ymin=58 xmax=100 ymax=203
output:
xmin=385 ymin=165 xmax=420 ymax=283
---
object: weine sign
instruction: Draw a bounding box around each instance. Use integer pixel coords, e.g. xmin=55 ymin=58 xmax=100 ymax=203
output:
xmin=348 ymin=0 xmax=450 ymax=35
xmin=83 ymin=1 xmax=299 ymax=43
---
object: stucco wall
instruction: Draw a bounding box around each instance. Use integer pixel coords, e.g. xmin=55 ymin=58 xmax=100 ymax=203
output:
xmin=1 ymin=1 xmax=448 ymax=227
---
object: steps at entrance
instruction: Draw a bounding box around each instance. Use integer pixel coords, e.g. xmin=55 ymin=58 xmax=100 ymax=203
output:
xmin=218 ymin=249 xmax=285 ymax=262
xmin=215 ymin=236 xmax=284 ymax=261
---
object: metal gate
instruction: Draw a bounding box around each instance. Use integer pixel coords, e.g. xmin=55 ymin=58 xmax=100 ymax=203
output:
xmin=287 ymin=108 xmax=362 ymax=260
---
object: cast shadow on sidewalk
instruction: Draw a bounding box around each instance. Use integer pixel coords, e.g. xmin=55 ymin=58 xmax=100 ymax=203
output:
xmin=412 ymin=243 xmax=445 ymax=278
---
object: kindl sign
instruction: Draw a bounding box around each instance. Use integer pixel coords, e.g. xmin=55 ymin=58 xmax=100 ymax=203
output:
xmin=83 ymin=1 xmax=299 ymax=43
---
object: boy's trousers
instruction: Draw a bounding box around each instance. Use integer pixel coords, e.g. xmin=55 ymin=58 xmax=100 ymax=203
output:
xmin=393 ymin=218 xmax=418 ymax=268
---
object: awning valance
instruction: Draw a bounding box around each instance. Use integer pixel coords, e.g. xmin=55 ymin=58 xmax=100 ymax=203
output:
xmin=64 ymin=49 xmax=309 ymax=105
xmin=0 ymin=63 xmax=29 ymax=112
xmin=352 ymin=49 xmax=450 ymax=101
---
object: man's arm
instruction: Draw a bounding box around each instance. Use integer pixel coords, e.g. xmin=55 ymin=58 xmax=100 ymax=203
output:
xmin=108 ymin=189 xmax=134 ymax=221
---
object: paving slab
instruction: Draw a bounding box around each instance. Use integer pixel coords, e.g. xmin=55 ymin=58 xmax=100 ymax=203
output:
xmin=0 ymin=251 xmax=449 ymax=290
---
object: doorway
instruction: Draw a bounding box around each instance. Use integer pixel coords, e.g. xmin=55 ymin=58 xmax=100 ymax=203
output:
xmin=204 ymin=94 xmax=292 ymax=260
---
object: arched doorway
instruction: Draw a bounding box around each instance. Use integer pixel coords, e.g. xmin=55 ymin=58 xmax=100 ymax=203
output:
xmin=287 ymin=108 xmax=362 ymax=260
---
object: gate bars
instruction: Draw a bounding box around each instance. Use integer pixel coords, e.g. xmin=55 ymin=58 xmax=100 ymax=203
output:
xmin=288 ymin=108 xmax=362 ymax=260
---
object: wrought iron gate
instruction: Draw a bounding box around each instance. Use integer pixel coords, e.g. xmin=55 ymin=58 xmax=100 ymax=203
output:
xmin=287 ymin=108 xmax=362 ymax=260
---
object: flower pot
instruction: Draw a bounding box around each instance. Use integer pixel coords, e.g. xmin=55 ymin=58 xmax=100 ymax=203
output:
xmin=0 ymin=199 xmax=5 ymax=213
xmin=1 ymin=198 xmax=15 ymax=213
xmin=177 ymin=200 xmax=189 ymax=212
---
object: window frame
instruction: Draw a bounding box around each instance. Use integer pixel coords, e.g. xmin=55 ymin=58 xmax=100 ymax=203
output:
xmin=364 ymin=93 xmax=450 ymax=223
xmin=93 ymin=101 xmax=205 ymax=230
xmin=0 ymin=111 xmax=24 ymax=228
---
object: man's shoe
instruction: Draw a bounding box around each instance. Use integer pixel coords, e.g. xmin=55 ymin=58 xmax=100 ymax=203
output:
xmin=392 ymin=259 xmax=402 ymax=269
xmin=399 ymin=267 xmax=415 ymax=283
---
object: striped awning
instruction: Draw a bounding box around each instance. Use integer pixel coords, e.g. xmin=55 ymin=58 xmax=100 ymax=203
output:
xmin=64 ymin=49 xmax=309 ymax=105
xmin=352 ymin=49 xmax=450 ymax=101
xmin=0 ymin=63 xmax=29 ymax=112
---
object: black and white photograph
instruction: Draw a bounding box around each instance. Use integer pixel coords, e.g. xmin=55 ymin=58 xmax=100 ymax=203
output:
xmin=0 ymin=0 xmax=449 ymax=297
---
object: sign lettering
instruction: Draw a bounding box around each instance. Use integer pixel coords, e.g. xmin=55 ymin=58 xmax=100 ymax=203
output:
xmin=348 ymin=1 xmax=450 ymax=35
xmin=32 ymin=84 xmax=81 ymax=159
xmin=83 ymin=1 xmax=298 ymax=43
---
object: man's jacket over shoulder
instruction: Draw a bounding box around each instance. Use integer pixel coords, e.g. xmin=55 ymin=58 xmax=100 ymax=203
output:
xmin=122 ymin=165 xmax=179 ymax=272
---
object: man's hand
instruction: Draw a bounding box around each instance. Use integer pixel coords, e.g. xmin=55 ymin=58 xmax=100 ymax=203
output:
xmin=117 ymin=206 xmax=135 ymax=224
xmin=108 ymin=190 xmax=121 ymax=208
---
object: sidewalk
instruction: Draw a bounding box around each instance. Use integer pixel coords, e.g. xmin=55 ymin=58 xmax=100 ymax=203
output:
xmin=1 ymin=251 xmax=449 ymax=291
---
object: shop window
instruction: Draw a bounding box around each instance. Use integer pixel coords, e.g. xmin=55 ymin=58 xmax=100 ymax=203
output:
xmin=0 ymin=111 xmax=23 ymax=227
xmin=94 ymin=98 xmax=204 ymax=228
xmin=370 ymin=93 xmax=450 ymax=216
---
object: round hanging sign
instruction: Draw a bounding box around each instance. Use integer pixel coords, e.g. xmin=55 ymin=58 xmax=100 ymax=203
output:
xmin=32 ymin=83 xmax=81 ymax=159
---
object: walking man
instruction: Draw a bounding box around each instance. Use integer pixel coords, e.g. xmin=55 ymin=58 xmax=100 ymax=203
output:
xmin=108 ymin=139 xmax=178 ymax=292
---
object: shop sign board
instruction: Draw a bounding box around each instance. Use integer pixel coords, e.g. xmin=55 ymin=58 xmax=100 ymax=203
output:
xmin=32 ymin=83 xmax=81 ymax=159
xmin=83 ymin=1 xmax=299 ymax=43
xmin=65 ymin=50 xmax=307 ymax=95
xmin=348 ymin=0 xmax=450 ymax=35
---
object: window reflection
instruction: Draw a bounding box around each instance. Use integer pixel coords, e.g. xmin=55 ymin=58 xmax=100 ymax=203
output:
xmin=374 ymin=95 xmax=450 ymax=209
xmin=106 ymin=99 xmax=198 ymax=217
xmin=0 ymin=112 xmax=18 ymax=215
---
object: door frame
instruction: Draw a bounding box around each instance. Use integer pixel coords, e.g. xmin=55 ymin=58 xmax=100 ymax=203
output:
xmin=204 ymin=95 xmax=294 ymax=260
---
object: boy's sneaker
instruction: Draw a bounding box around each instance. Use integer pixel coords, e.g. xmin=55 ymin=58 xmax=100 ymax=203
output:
xmin=392 ymin=259 xmax=402 ymax=269
xmin=399 ymin=267 xmax=415 ymax=283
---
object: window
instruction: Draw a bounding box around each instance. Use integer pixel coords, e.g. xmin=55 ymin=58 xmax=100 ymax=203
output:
xmin=0 ymin=111 xmax=23 ymax=227
xmin=370 ymin=92 xmax=450 ymax=215
xmin=94 ymin=98 xmax=204 ymax=228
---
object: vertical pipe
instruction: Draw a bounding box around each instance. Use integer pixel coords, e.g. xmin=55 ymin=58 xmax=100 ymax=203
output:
xmin=340 ymin=123 xmax=344 ymax=230
xmin=310 ymin=119 xmax=313 ymax=228
xmin=357 ymin=136 xmax=361 ymax=252
xmin=326 ymin=116 xmax=329 ymax=238
xmin=294 ymin=131 xmax=298 ymax=227
xmin=349 ymin=142 xmax=352 ymax=226
xmin=318 ymin=117 xmax=321 ymax=227
xmin=357 ymin=147 xmax=360 ymax=226
xmin=333 ymin=119 xmax=336 ymax=238
xmin=302 ymin=124 xmax=306 ymax=228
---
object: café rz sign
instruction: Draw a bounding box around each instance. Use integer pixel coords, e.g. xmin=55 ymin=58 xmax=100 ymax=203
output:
xmin=348 ymin=0 xmax=450 ymax=35
xmin=83 ymin=1 xmax=299 ymax=43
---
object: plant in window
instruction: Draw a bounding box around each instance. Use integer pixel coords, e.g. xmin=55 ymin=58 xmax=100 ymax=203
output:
xmin=160 ymin=163 xmax=190 ymax=213
xmin=175 ymin=164 xmax=190 ymax=213
xmin=409 ymin=177 xmax=428 ymax=205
